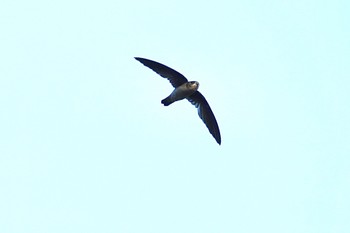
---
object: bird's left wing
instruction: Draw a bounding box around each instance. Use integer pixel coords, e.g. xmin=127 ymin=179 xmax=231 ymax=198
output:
xmin=135 ymin=57 xmax=188 ymax=88
xmin=187 ymin=92 xmax=221 ymax=145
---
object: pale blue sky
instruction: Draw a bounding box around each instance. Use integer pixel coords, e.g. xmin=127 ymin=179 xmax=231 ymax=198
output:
xmin=1 ymin=0 xmax=349 ymax=232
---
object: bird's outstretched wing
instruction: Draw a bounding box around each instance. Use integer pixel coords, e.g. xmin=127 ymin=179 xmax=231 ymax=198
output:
xmin=135 ymin=57 xmax=188 ymax=88
xmin=187 ymin=92 xmax=221 ymax=145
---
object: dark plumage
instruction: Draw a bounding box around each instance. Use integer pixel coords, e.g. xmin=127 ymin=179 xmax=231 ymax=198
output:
xmin=135 ymin=57 xmax=221 ymax=145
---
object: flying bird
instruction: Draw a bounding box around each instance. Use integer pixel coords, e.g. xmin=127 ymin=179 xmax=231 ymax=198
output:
xmin=135 ymin=57 xmax=221 ymax=145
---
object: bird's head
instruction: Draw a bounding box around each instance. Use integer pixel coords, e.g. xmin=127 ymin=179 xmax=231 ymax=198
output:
xmin=187 ymin=81 xmax=199 ymax=91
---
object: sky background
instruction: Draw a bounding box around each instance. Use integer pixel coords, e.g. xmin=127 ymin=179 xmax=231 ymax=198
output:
xmin=1 ymin=0 xmax=349 ymax=232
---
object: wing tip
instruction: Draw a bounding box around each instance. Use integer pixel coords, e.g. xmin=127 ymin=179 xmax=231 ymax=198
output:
xmin=215 ymin=134 xmax=221 ymax=145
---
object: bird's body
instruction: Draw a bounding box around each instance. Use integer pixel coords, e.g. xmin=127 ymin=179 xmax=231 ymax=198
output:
xmin=135 ymin=57 xmax=221 ymax=145
xmin=161 ymin=81 xmax=199 ymax=106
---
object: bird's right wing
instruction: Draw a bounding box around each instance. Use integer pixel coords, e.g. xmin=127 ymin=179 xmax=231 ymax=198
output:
xmin=187 ymin=91 xmax=221 ymax=145
xmin=135 ymin=57 xmax=188 ymax=88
